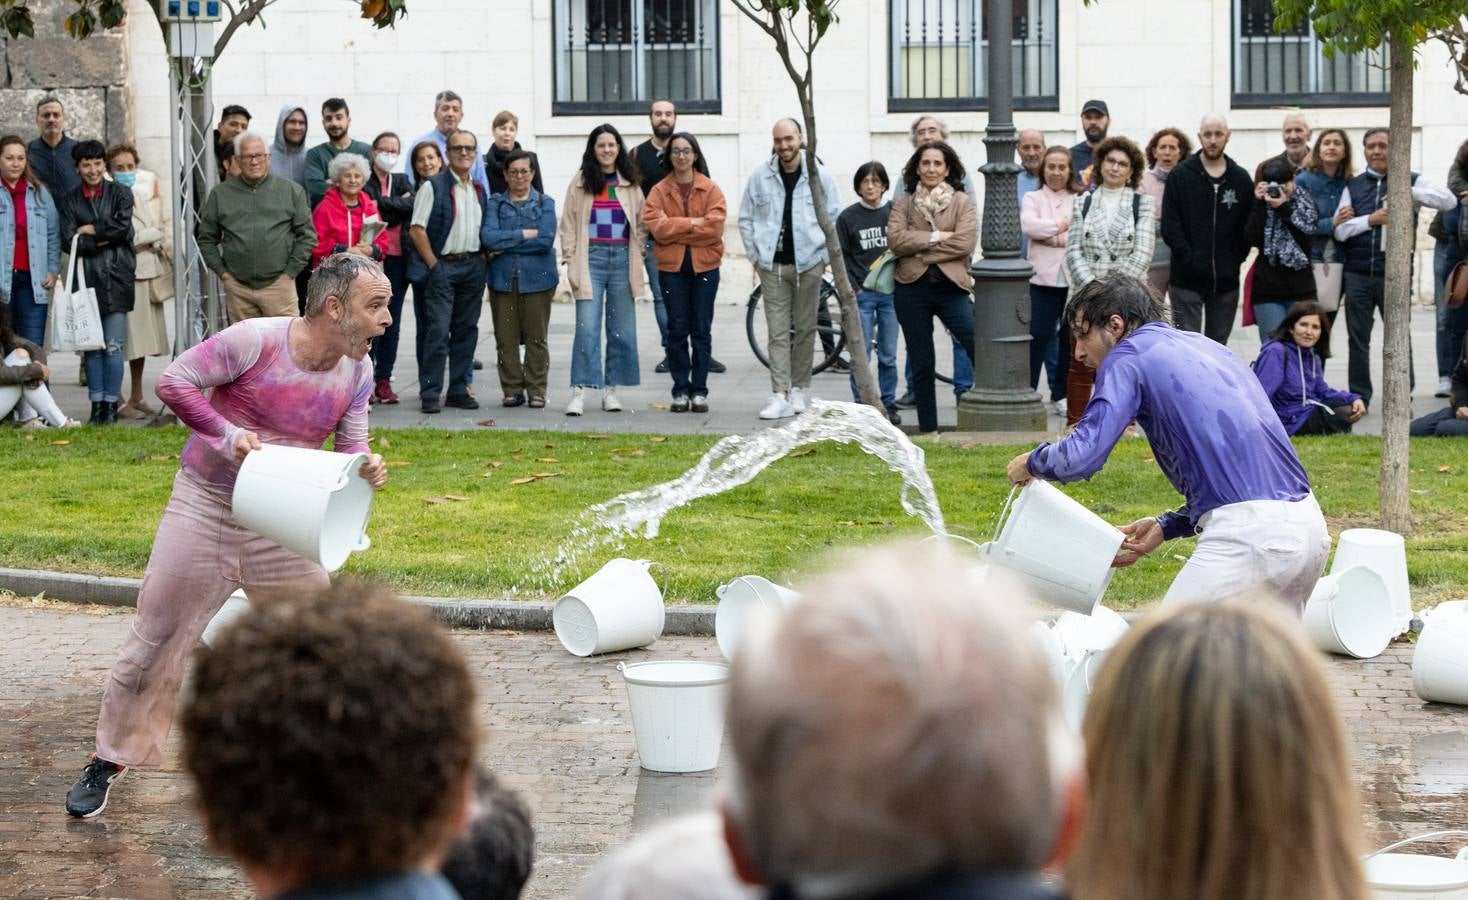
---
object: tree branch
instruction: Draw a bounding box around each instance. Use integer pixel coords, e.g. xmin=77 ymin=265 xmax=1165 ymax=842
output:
xmin=1434 ymin=23 xmax=1468 ymax=97
xmin=213 ymin=0 xmax=279 ymax=58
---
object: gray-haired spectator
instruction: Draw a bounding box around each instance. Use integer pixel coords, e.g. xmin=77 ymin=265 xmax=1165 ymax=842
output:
xmin=890 ymin=115 xmax=977 ymax=201
xmin=304 ymin=98 xmax=372 ymax=208
xmin=408 ymin=89 xmax=492 ymax=196
xmin=576 ymin=812 xmax=759 ymax=900
xmin=28 ymin=96 xmax=79 ymax=197
xmin=310 ymin=152 xmax=388 ymax=270
xmin=722 ymin=542 xmax=1080 ymax=899
xmin=441 ymin=767 xmax=536 ymax=900
xmin=196 ymin=130 xmax=314 ymax=322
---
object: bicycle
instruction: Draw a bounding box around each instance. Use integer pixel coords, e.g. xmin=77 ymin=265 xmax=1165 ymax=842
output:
xmin=745 ymin=278 xmax=954 ymax=384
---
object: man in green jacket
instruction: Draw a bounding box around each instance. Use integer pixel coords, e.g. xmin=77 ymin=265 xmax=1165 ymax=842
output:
xmin=303 ymin=98 xmax=373 ymax=208
xmin=197 ymin=131 xmax=315 ymax=323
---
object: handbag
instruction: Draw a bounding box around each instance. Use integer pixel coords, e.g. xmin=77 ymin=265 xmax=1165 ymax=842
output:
xmin=48 ymin=234 xmax=104 ymax=352
xmin=1312 ymin=260 xmax=1343 ymax=312
xmin=1241 ymin=257 xmax=1257 ymax=327
xmin=863 ymin=250 xmax=897 ymax=294
xmin=148 ymin=252 xmax=176 ymax=305
xmin=1447 ymin=260 xmax=1468 ymax=310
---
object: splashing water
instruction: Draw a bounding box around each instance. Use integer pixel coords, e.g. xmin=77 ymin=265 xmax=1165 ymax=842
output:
xmin=528 ymin=399 xmax=947 ymax=592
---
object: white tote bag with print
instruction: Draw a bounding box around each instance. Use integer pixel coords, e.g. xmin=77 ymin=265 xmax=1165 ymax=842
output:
xmin=48 ymin=234 xmax=104 ymax=352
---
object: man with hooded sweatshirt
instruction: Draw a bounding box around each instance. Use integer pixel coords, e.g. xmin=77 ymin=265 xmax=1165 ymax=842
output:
xmin=268 ymin=104 xmax=308 ymax=188
xmin=1161 ymin=113 xmax=1254 ymax=345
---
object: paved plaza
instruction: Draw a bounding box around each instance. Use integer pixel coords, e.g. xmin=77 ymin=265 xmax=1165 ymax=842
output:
xmin=43 ymin=284 xmax=1448 ymax=437
xmin=2 ymin=601 xmax=1466 ymax=898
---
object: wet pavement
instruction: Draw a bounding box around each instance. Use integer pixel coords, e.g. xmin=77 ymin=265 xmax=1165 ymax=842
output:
xmin=2 ymin=604 xmax=1466 ymax=898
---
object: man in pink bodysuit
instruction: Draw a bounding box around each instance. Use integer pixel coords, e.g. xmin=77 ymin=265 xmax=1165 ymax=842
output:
xmin=65 ymin=253 xmax=393 ymax=818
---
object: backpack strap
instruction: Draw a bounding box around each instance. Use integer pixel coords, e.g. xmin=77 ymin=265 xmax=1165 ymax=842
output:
xmin=1132 ymin=192 xmax=1141 ymax=224
xmin=1082 ymin=192 xmax=1092 ymax=220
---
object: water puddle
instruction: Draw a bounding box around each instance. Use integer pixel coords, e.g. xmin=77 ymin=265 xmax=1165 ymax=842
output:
xmin=528 ymin=400 xmax=946 ymax=592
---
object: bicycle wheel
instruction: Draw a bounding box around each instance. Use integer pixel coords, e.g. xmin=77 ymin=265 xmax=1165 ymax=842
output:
xmin=745 ymin=278 xmax=849 ymax=376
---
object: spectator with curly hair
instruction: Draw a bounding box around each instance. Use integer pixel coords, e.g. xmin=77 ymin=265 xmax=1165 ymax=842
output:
xmin=180 ymin=579 xmax=480 ymax=899
xmin=1137 ymin=127 xmax=1192 ymax=301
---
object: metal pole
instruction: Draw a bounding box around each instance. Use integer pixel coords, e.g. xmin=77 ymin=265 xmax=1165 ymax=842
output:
xmin=957 ymin=0 xmax=1047 ymax=431
xmin=167 ymin=25 xmax=221 ymax=357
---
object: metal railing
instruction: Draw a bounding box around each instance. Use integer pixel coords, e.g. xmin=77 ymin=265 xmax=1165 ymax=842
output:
xmin=889 ymin=0 xmax=1058 ymax=111
xmin=554 ymin=0 xmax=720 ymax=115
xmin=1232 ymin=0 xmax=1389 ymax=107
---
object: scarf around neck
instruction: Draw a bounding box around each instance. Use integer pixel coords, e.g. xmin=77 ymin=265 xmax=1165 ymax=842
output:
xmin=912 ymin=182 xmax=955 ymax=227
xmin=1151 ymin=164 xmax=1172 ymax=182
xmin=1263 ymin=194 xmax=1318 ymax=270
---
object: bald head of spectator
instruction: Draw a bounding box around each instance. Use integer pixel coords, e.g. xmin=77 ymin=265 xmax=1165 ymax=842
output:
xmin=721 ymin=542 xmax=1081 ymax=899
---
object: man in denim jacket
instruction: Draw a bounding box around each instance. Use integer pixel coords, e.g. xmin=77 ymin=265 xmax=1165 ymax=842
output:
xmin=739 ymin=118 xmax=841 ymax=420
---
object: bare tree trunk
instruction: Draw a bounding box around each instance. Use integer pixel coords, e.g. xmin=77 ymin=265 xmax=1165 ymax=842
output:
xmin=1379 ymin=33 xmax=1413 ymax=533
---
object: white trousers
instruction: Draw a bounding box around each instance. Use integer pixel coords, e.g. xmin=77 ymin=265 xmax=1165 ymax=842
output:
xmin=1 ymin=349 xmax=69 ymax=426
xmin=1162 ymin=493 xmax=1331 ymax=617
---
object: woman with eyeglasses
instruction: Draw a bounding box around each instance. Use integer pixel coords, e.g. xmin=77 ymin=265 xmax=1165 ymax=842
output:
xmin=482 ymin=149 xmax=558 ymax=409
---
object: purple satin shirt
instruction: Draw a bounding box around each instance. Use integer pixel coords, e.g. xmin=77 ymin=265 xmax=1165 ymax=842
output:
xmin=1026 ymin=322 xmax=1311 ymax=540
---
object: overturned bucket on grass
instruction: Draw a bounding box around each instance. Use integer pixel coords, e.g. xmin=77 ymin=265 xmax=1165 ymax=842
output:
xmin=1331 ymin=528 xmax=1413 ymax=636
xmin=554 ymin=558 xmax=666 ymax=657
xmin=714 ymin=575 xmax=800 ymax=661
xmin=619 ymin=660 xmax=729 ymax=773
xmin=231 ymin=445 xmax=374 ymax=573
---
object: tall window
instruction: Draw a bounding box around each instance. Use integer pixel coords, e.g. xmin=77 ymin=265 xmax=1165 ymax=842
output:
xmin=1233 ymin=0 xmax=1388 ymax=106
xmin=554 ymin=0 xmax=720 ymax=115
xmin=889 ymin=0 xmax=1058 ymax=112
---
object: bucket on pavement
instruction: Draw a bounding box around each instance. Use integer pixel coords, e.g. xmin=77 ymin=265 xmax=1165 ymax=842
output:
xmin=714 ymin=575 xmax=800 ymax=661
xmin=554 ymin=558 xmax=666 ymax=657
xmin=1366 ymin=832 xmax=1468 ymax=899
xmin=1303 ymin=566 xmax=1395 ymax=659
xmin=619 ymin=660 xmax=729 ymax=773
xmin=1331 ymin=528 xmax=1412 ymax=635
xmin=1414 ymin=602 xmax=1468 ymax=706
xmin=201 ymin=589 xmax=251 ymax=648
xmin=231 ymin=444 xmax=374 ymax=573
xmin=984 ymin=481 xmax=1123 ymax=615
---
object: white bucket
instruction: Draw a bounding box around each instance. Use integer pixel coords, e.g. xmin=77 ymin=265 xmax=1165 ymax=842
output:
xmin=1367 ymin=832 xmax=1468 ymax=899
xmin=1052 ymin=605 xmax=1129 ymax=733
xmin=1414 ymin=602 xmax=1468 ymax=706
xmin=1303 ymin=566 xmax=1395 ymax=659
xmin=1061 ymin=649 xmax=1108 ymax=734
xmin=231 ymin=445 xmax=374 ymax=573
xmin=619 ymin=660 xmax=729 ymax=773
xmin=714 ymin=576 xmax=800 ymax=661
xmin=1331 ymin=528 xmax=1413 ymax=635
xmin=201 ymin=589 xmax=251 ymax=648
xmin=985 ymin=481 xmax=1123 ymax=615
xmin=554 ymin=559 xmax=666 ymax=657
xmin=1028 ymin=620 xmax=1070 ymax=690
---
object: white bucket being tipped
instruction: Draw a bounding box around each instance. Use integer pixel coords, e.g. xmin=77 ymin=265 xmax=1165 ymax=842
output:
xmin=231 ymin=445 xmax=374 ymax=573
xmin=1331 ymin=528 xmax=1412 ymax=635
xmin=1366 ymin=832 xmax=1468 ymax=899
xmin=1414 ymin=602 xmax=1468 ymax=706
xmin=984 ymin=481 xmax=1123 ymax=615
xmin=714 ymin=576 xmax=800 ymax=661
xmin=1303 ymin=566 xmax=1395 ymax=659
xmin=554 ymin=559 xmax=666 ymax=657
xmin=201 ymin=589 xmax=252 ymax=647
xmin=619 ymin=660 xmax=729 ymax=773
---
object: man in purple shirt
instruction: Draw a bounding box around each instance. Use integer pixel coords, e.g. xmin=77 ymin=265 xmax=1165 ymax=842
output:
xmin=1005 ymin=276 xmax=1329 ymax=613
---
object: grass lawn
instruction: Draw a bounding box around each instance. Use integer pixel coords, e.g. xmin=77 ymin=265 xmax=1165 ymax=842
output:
xmin=4 ymin=426 xmax=1465 ymax=610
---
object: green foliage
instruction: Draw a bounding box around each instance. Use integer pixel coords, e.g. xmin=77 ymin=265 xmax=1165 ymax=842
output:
xmin=748 ymin=0 xmax=839 ymax=38
xmin=1271 ymin=0 xmax=1464 ymax=56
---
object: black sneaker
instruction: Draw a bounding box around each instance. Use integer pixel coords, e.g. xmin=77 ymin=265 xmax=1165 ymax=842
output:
xmin=894 ymin=390 xmax=916 ymax=410
xmin=709 ymin=358 xmax=727 ymax=374
xmin=884 ymin=405 xmax=902 ymax=426
xmin=472 ymin=358 xmax=484 ymax=371
xmin=66 ymin=756 xmax=127 ymax=818
xmin=422 ymin=399 xmax=442 ymax=414
xmin=445 ymin=394 xmax=480 ymax=410
xmin=655 ymin=357 xmax=670 ymax=374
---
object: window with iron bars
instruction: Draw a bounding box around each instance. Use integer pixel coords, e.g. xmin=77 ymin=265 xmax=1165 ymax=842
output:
xmin=1233 ymin=0 xmax=1388 ymax=107
xmin=554 ymin=0 xmax=720 ymax=116
xmin=889 ymin=0 xmax=1058 ymax=112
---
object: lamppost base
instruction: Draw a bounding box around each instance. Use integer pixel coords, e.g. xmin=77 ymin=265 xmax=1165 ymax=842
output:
xmin=957 ymin=388 xmax=1048 ymax=431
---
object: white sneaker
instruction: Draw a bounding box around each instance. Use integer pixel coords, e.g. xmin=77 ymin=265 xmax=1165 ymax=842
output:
xmin=758 ymin=393 xmax=795 ymax=420
xmin=1051 ymin=399 xmax=1067 ymax=417
xmin=789 ymin=386 xmax=808 ymax=413
xmin=1437 ymin=377 xmax=1452 ymax=398
xmin=602 ymin=387 xmax=623 ymax=412
xmin=565 ymin=387 xmax=585 ymax=416
xmin=691 ymin=395 xmax=709 ymax=413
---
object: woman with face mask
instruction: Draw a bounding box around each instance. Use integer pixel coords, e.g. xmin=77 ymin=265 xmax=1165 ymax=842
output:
xmin=106 ymin=144 xmax=171 ymax=420
xmin=362 ymin=131 xmax=414 ymax=404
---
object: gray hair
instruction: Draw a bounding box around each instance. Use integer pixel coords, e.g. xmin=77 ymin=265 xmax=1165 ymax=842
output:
xmin=574 ymin=812 xmax=760 ymax=900
xmin=232 ymin=130 xmax=269 ymax=155
xmin=725 ymin=541 xmax=1072 ymax=898
xmin=36 ymin=95 xmax=63 ymax=113
xmin=327 ymin=152 xmax=371 ymax=183
xmin=303 ymin=253 xmax=385 ymax=317
xmin=434 ymin=90 xmax=463 ymax=108
xmin=909 ymin=115 xmax=950 ymax=146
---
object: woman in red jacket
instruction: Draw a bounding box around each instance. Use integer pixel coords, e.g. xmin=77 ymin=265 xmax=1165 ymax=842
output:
xmin=310 ymin=152 xmax=389 ymax=270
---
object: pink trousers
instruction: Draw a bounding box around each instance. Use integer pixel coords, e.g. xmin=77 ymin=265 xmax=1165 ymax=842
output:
xmin=96 ymin=471 xmax=328 ymax=768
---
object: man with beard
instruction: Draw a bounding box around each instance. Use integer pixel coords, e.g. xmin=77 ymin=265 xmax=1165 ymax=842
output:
xmin=740 ymin=117 xmax=841 ymax=420
xmin=212 ymin=104 xmax=251 ymax=182
xmin=64 ymin=253 xmax=391 ymax=818
xmin=268 ymin=103 xmax=309 ymax=188
xmin=1254 ymin=113 xmax=1311 ymax=180
xmin=28 ymin=96 xmax=80 ymax=196
xmin=1070 ymin=100 xmax=1109 ymax=187
xmin=1160 ymin=113 xmax=1254 ymax=344
xmin=304 ymin=98 xmax=373 ymax=208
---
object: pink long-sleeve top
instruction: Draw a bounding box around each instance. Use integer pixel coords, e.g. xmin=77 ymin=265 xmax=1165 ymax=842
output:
xmin=156 ymin=317 xmax=372 ymax=498
xmin=1020 ymin=186 xmax=1075 ymax=287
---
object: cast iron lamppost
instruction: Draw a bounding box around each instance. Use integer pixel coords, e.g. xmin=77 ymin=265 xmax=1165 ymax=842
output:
xmin=957 ymin=0 xmax=1048 ymax=431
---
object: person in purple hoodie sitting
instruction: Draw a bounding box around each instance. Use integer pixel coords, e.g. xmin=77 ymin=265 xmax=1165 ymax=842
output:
xmin=1005 ymin=276 xmax=1330 ymax=615
xmin=1252 ymin=301 xmax=1364 ymax=435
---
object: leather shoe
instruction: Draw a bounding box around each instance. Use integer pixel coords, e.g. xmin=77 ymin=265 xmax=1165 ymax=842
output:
xmin=422 ymin=399 xmax=442 ymax=414
xmin=894 ymin=390 xmax=916 ymax=409
xmin=655 ymin=356 xmax=670 ymax=374
xmin=445 ymin=394 xmax=480 ymax=410
xmin=709 ymin=357 xmax=727 ymax=374
xmin=472 ymin=358 xmax=484 ymax=371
